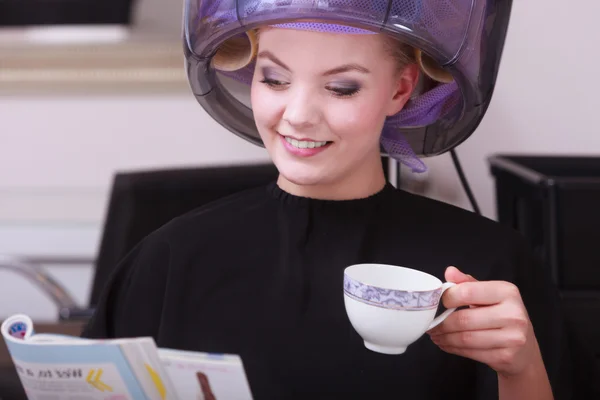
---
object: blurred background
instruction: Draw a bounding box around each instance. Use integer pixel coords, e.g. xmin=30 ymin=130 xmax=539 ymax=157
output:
xmin=0 ymin=0 xmax=599 ymax=394
xmin=0 ymin=0 xmax=274 ymax=322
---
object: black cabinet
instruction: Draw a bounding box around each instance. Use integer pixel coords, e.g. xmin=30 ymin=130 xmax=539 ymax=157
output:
xmin=489 ymin=154 xmax=600 ymax=395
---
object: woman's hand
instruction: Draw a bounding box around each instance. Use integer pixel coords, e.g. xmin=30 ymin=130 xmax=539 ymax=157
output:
xmin=427 ymin=266 xmax=542 ymax=377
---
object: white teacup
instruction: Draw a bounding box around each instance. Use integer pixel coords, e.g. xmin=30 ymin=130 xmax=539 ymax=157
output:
xmin=343 ymin=263 xmax=457 ymax=355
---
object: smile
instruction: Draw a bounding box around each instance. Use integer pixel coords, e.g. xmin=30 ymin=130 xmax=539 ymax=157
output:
xmin=284 ymin=136 xmax=329 ymax=149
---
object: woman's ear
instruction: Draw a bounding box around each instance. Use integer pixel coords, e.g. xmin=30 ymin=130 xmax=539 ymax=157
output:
xmin=387 ymin=63 xmax=420 ymax=117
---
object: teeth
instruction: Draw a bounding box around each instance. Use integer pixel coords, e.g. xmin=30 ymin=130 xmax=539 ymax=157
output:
xmin=285 ymin=137 xmax=328 ymax=149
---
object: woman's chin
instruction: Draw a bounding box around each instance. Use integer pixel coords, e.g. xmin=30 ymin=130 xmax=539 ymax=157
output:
xmin=278 ymin=171 xmax=325 ymax=187
xmin=268 ymin=144 xmax=346 ymax=190
xmin=276 ymin=163 xmax=335 ymax=188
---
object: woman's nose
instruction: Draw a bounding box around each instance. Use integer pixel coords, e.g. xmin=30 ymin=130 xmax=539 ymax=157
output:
xmin=281 ymin=87 xmax=320 ymax=129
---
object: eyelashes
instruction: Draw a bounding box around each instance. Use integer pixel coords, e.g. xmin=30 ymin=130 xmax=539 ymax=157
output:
xmin=259 ymin=77 xmax=361 ymax=98
xmin=259 ymin=77 xmax=287 ymax=89
xmin=327 ymin=85 xmax=361 ymax=97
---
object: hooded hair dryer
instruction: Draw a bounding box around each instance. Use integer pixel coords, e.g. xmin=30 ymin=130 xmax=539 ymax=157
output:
xmin=182 ymin=0 xmax=513 ymax=172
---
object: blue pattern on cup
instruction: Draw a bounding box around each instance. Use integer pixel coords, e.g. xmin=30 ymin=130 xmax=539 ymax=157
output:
xmin=343 ymin=274 xmax=443 ymax=311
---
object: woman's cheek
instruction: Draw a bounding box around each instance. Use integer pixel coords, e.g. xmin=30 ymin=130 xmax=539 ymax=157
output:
xmin=326 ymin=101 xmax=384 ymax=138
xmin=252 ymin=88 xmax=282 ymax=126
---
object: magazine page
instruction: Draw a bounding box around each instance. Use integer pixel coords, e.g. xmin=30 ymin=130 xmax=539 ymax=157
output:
xmin=125 ymin=339 xmax=179 ymax=400
xmin=158 ymin=348 xmax=254 ymax=400
xmin=1 ymin=314 xmax=164 ymax=400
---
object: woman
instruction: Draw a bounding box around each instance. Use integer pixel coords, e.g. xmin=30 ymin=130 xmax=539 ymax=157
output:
xmin=82 ymin=23 xmax=573 ymax=399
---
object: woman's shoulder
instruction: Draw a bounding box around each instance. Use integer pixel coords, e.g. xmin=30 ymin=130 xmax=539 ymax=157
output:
xmin=384 ymin=187 xmax=533 ymax=278
xmin=389 ymin=187 xmax=523 ymax=243
xmin=150 ymin=183 xmax=275 ymax=244
xmin=82 ymin=183 xmax=277 ymax=338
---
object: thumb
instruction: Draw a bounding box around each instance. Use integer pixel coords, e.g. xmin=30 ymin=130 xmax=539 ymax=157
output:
xmin=445 ymin=266 xmax=478 ymax=284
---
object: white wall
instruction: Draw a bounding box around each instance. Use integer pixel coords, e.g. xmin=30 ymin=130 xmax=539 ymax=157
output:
xmin=1 ymin=0 xmax=599 ymax=321
xmin=0 ymin=95 xmax=270 ymax=321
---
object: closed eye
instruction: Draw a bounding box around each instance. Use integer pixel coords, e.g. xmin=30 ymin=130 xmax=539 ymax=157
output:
xmin=327 ymin=86 xmax=361 ymax=98
xmin=260 ymin=77 xmax=360 ymax=98
xmin=260 ymin=77 xmax=288 ymax=89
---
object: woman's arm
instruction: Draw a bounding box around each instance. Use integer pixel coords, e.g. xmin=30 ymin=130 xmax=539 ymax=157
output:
xmin=497 ymin=336 xmax=553 ymax=400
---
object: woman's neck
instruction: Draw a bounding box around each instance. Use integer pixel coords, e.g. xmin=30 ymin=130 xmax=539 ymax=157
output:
xmin=276 ymin=157 xmax=388 ymax=201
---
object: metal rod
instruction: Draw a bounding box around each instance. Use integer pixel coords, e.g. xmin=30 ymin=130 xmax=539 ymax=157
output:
xmin=0 ymin=254 xmax=80 ymax=310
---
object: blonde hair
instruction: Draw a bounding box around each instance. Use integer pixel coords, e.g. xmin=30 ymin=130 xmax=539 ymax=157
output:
xmin=382 ymin=35 xmax=453 ymax=85
xmin=211 ymin=27 xmax=453 ymax=85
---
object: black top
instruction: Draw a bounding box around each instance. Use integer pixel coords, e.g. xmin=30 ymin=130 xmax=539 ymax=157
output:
xmin=82 ymin=182 xmax=573 ymax=399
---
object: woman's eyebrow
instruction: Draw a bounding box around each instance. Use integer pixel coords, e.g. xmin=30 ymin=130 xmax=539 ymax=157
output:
xmin=257 ymin=50 xmax=370 ymax=75
xmin=257 ymin=51 xmax=290 ymax=71
xmin=322 ymin=64 xmax=370 ymax=76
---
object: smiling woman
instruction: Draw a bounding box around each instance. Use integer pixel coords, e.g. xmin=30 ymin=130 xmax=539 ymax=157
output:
xmin=250 ymin=28 xmax=419 ymax=199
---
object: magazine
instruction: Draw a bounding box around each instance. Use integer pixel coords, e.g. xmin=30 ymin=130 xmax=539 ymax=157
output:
xmin=1 ymin=314 xmax=254 ymax=400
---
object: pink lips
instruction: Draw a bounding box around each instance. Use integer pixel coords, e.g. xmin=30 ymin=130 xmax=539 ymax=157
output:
xmin=280 ymin=135 xmax=331 ymax=157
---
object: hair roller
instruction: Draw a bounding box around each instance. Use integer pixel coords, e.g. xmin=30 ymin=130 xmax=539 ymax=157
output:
xmin=414 ymin=48 xmax=454 ymax=84
xmin=211 ymin=29 xmax=259 ymax=72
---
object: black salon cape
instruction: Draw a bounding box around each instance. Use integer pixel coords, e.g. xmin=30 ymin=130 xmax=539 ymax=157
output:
xmin=82 ymin=182 xmax=574 ymax=399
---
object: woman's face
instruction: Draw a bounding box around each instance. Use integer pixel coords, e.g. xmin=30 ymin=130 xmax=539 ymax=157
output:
xmin=250 ymin=27 xmax=418 ymax=198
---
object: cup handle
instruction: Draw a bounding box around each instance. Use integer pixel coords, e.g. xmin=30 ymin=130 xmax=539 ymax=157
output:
xmin=427 ymin=282 xmax=457 ymax=331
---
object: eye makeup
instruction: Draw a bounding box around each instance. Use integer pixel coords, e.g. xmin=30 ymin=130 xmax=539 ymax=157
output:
xmin=326 ymin=81 xmax=361 ymax=98
xmin=258 ymin=67 xmax=362 ymax=98
xmin=259 ymin=67 xmax=289 ymax=89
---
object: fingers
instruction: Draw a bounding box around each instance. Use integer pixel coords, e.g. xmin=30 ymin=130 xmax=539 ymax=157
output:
xmin=442 ymin=280 xmax=521 ymax=309
xmin=445 ymin=266 xmax=478 ymax=284
xmin=428 ymin=305 xmax=507 ymax=335
xmin=429 ymin=327 xmax=527 ymax=350
xmin=429 ymin=268 xmax=535 ymax=376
